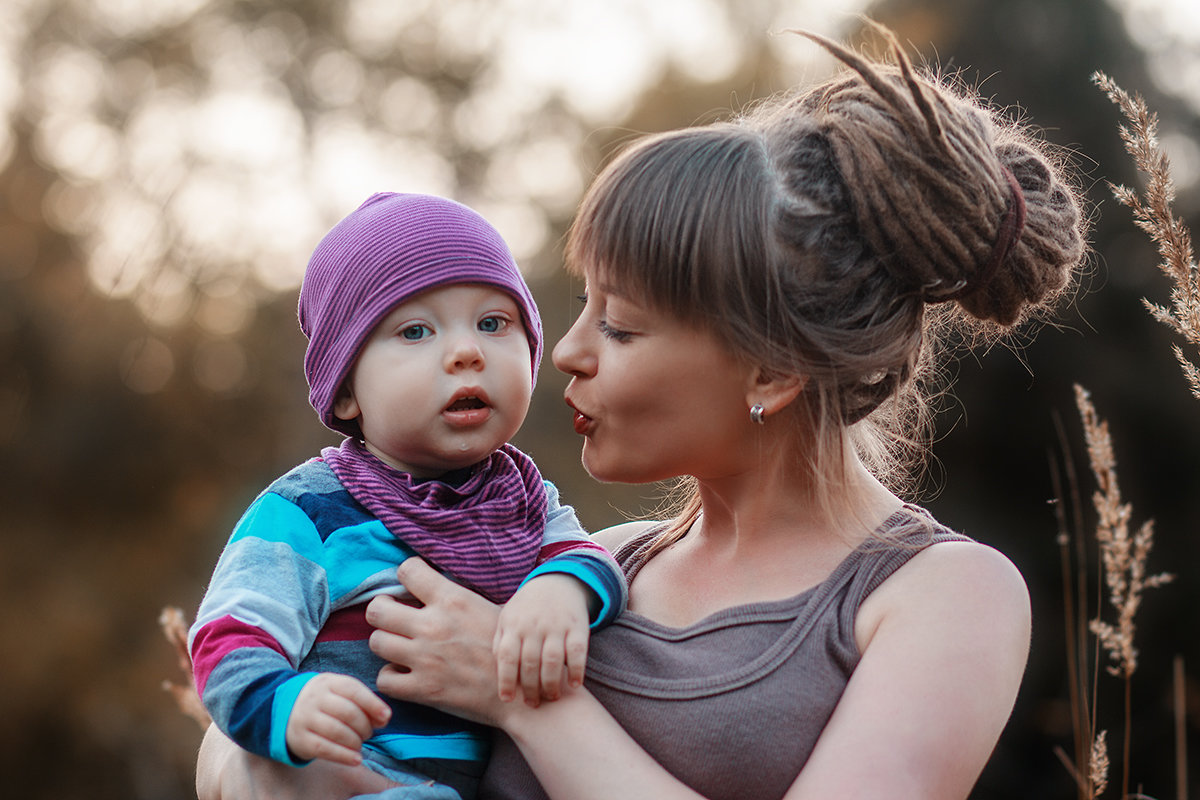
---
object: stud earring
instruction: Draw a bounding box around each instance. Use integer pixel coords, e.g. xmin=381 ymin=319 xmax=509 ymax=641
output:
xmin=749 ymin=403 xmax=766 ymax=425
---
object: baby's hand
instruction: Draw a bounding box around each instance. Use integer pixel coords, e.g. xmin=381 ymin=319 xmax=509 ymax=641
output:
xmin=285 ymin=673 xmax=392 ymax=766
xmin=493 ymin=573 xmax=591 ymax=705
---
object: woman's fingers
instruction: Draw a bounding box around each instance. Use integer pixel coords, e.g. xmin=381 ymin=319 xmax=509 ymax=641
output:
xmin=394 ymin=556 xmax=451 ymax=606
xmin=365 ymin=562 xmax=508 ymax=726
xmin=365 ymin=594 xmax=420 ymax=663
xmin=374 ymin=663 xmax=417 ymax=701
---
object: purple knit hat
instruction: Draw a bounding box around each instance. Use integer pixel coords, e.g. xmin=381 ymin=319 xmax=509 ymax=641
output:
xmin=299 ymin=192 xmax=543 ymax=437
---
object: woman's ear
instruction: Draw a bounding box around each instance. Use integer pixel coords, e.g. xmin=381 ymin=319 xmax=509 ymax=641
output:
xmin=332 ymin=384 xmax=360 ymax=423
xmin=746 ymin=367 xmax=806 ymax=419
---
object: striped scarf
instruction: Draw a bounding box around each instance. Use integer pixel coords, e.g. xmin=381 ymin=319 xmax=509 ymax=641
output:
xmin=322 ymin=438 xmax=548 ymax=603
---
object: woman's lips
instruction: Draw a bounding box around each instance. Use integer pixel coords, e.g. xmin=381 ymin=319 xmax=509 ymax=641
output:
xmin=566 ymin=398 xmax=594 ymax=435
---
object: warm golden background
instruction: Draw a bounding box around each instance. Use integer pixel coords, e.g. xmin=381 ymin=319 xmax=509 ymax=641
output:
xmin=2 ymin=0 xmax=1199 ymax=797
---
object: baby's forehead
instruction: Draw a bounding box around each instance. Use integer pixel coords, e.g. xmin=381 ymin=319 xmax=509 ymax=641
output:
xmin=373 ymin=283 xmax=526 ymax=329
xmin=393 ymin=281 xmax=521 ymax=308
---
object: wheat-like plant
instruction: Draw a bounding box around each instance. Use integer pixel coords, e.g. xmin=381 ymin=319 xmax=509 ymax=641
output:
xmin=1093 ymin=71 xmax=1200 ymax=399
xmin=1089 ymin=730 xmax=1111 ymax=800
xmin=159 ymin=605 xmax=211 ymax=730
xmin=1075 ymin=385 xmax=1174 ymax=680
xmin=1073 ymin=384 xmax=1174 ymax=798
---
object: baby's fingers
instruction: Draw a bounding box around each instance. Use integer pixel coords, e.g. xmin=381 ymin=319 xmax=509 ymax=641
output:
xmin=494 ymin=629 xmax=522 ymax=703
xmin=295 ymin=725 xmax=368 ymax=768
xmin=529 ymin=635 xmax=565 ymax=703
xmin=564 ymin=623 xmax=589 ymax=689
xmin=333 ymin=676 xmax=393 ymax=738
xmin=289 ymin=674 xmax=391 ymax=765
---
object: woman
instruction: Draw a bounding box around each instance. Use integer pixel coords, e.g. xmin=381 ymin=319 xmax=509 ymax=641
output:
xmin=365 ymin=27 xmax=1085 ymax=800
xmin=197 ymin=26 xmax=1085 ymax=800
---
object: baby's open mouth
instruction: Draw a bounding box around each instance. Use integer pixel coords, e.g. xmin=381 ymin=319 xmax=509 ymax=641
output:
xmin=445 ymin=396 xmax=487 ymax=412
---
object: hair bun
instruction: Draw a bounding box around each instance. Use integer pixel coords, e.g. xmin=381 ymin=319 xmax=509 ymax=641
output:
xmin=921 ymin=165 xmax=1027 ymax=307
xmin=952 ymin=144 xmax=1084 ymax=326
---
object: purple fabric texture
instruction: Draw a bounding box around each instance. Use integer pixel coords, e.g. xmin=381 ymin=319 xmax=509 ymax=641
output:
xmin=321 ymin=437 xmax=548 ymax=603
xmin=299 ymin=192 xmax=543 ymax=436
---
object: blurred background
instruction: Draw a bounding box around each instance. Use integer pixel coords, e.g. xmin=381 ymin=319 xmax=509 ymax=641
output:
xmin=2 ymin=0 xmax=1198 ymax=797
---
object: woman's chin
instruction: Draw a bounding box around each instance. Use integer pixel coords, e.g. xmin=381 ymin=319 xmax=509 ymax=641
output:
xmin=581 ymin=452 xmax=661 ymax=485
xmin=580 ymin=450 xmax=619 ymax=484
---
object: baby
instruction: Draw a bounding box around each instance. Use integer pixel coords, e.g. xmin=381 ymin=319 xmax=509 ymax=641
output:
xmin=189 ymin=193 xmax=626 ymax=799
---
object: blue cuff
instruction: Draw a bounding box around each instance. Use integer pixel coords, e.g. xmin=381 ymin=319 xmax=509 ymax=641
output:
xmin=519 ymin=557 xmax=622 ymax=629
xmin=270 ymin=672 xmax=319 ymax=766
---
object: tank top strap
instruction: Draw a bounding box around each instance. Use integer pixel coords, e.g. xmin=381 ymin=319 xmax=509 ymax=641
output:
xmin=591 ymin=507 xmax=972 ymax=698
xmin=612 ymin=506 xmax=970 ymax=587
xmin=831 ymin=505 xmax=973 ymax=639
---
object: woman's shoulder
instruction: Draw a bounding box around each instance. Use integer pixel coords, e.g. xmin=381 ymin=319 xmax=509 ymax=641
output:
xmin=902 ymin=538 xmax=1028 ymax=596
xmin=857 ymin=538 xmax=1031 ymax=655
xmin=591 ymin=519 xmax=663 ymax=551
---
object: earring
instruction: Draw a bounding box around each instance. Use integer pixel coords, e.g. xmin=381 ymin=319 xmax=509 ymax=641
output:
xmin=749 ymin=403 xmax=766 ymax=425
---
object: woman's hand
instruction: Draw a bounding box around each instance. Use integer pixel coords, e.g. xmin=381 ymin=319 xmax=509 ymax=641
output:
xmin=196 ymin=724 xmax=399 ymax=800
xmin=366 ymin=557 xmax=514 ymax=726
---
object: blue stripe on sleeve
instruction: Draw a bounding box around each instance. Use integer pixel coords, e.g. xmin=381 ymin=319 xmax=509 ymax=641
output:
xmin=366 ymin=732 xmax=490 ymax=762
xmin=520 ymin=553 xmax=627 ymax=629
xmin=270 ymin=673 xmax=319 ymax=765
xmin=212 ymin=660 xmax=301 ymax=761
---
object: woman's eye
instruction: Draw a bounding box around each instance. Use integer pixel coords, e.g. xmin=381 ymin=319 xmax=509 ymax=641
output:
xmin=598 ymin=320 xmax=633 ymax=343
xmin=478 ymin=315 xmax=508 ymax=334
xmin=400 ymin=324 xmax=431 ymax=341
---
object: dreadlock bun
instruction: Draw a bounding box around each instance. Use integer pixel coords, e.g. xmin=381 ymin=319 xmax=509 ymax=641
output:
xmin=793 ymin=27 xmax=1085 ymax=327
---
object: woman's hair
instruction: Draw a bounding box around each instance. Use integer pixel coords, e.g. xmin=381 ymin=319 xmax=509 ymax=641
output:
xmin=564 ymin=25 xmax=1086 ymax=534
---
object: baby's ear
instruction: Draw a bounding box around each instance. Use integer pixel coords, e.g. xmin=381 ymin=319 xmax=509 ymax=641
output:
xmin=332 ymin=385 xmax=360 ymax=422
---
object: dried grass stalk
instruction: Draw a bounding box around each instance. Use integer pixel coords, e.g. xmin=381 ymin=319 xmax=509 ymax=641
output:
xmin=159 ymin=605 xmax=211 ymax=730
xmin=1074 ymin=385 xmax=1175 ymax=679
xmin=1093 ymin=72 xmax=1200 ymax=400
xmin=1089 ymin=730 xmax=1110 ymax=800
xmin=1074 ymin=384 xmax=1174 ymax=799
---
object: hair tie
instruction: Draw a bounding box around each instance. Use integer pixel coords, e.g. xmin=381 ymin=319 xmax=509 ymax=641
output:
xmin=922 ymin=166 xmax=1027 ymax=303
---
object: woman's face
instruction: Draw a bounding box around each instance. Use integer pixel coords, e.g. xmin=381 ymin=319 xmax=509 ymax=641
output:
xmin=551 ymin=268 xmax=758 ymax=484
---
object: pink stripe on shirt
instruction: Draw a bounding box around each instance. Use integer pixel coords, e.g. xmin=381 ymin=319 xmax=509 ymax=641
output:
xmin=191 ymin=615 xmax=288 ymax=695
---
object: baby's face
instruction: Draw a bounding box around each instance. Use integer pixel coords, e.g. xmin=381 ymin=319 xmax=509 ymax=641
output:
xmin=334 ymin=283 xmax=533 ymax=478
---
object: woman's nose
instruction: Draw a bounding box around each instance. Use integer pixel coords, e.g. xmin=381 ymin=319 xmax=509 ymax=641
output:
xmin=552 ymin=315 xmax=595 ymax=378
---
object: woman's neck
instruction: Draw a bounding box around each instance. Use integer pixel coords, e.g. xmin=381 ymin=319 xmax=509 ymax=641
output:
xmin=626 ymin=457 xmax=903 ymax=627
xmin=692 ymin=451 xmax=902 ymax=552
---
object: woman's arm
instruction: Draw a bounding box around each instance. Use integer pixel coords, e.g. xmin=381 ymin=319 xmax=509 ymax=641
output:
xmin=367 ymin=558 xmax=710 ymax=800
xmin=368 ymin=542 xmax=1029 ymax=800
xmin=520 ymin=541 xmax=1029 ymax=800
xmin=785 ymin=540 xmax=1032 ymax=799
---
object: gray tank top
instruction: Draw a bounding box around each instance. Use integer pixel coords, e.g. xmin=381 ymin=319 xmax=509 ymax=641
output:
xmin=480 ymin=506 xmax=969 ymax=800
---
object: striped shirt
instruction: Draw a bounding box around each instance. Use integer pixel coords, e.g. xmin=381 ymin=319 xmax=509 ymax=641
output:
xmin=189 ymin=456 xmax=625 ymax=774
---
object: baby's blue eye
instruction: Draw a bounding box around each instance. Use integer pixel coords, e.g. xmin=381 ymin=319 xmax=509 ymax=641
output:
xmin=401 ymin=324 xmax=430 ymax=341
xmin=478 ymin=316 xmax=506 ymax=333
